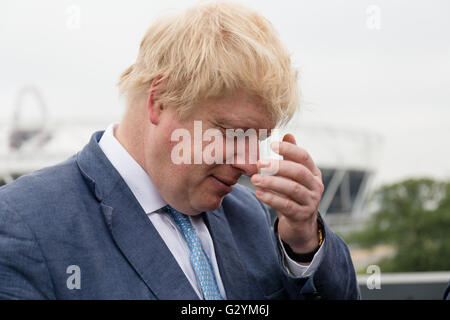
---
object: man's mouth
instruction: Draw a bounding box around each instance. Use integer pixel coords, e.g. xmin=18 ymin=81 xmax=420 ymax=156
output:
xmin=212 ymin=175 xmax=239 ymax=187
xmin=210 ymin=175 xmax=239 ymax=193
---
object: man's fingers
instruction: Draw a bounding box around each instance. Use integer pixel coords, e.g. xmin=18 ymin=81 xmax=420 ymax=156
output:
xmin=256 ymin=159 xmax=320 ymax=191
xmin=255 ymin=187 xmax=305 ymax=218
xmin=251 ymin=174 xmax=312 ymax=206
xmin=272 ymin=139 xmax=321 ymax=177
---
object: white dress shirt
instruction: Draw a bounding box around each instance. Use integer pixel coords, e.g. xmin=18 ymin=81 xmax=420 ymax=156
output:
xmin=98 ymin=123 xmax=324 ymax=299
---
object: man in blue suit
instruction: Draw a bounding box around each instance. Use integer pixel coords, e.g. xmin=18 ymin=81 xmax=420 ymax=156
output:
xmin=0 ymin=2 xmax=359 ymax=299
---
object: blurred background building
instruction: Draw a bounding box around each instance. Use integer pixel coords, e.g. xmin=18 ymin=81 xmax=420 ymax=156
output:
xmin=0 ymin=86 xmax=109 ymax=186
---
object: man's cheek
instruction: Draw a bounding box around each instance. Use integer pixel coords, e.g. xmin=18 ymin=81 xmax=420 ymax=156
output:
xmin=202 ymin=128 xmax=224 ymax=165
xmin=169 ymin=129 xmax=193 ymax=165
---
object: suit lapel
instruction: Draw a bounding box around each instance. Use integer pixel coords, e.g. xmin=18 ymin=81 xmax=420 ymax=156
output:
xmin=100 ymin=186 xmax=199 ymax=300
xmin=77 ymin=131 xmax=198 ymax=300
xmin=203 ymin=208 xmax=253 ymax=300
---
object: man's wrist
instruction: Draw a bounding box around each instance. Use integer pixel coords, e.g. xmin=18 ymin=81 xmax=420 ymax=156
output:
xmin=282 ymin=239 xmax=320 ymax=263
xmin=281 ymin=215 xmax=325 ymax=263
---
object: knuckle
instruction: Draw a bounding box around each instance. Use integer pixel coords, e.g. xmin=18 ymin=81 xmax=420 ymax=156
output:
xmin=300 ymin=150 xmax=310 ymax=163
xmin=317 ymin=180 xmax=325 ymax=194
xmin=292 ymin=182 xmax=303 ymax=196
xmin=296 ymin=165 xmax=306 ymax=180
xmin=283 ymin=198 xmax=295 ymax=214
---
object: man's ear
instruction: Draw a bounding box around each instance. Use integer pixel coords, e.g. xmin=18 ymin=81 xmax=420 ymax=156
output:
xmin=147 ymin=76 xmax=165 ymax=125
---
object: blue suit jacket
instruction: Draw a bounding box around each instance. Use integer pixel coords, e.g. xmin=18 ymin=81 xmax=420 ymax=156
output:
xmin=0 ymin=131 xmax=359 ymax=299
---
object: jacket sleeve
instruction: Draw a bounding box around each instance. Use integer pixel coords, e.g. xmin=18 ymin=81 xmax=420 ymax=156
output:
xmin=272 ymin=215 xmax=360 ymax=300
xmin=254 ymin=185 xmax=360 ymax=300
xmin=444 ymin=281 xmax=450 ymax=300
xmin=0 ymin=200 xmax=55 ymax=299
xmin=306 ymin=220 xmax=361 ymax=299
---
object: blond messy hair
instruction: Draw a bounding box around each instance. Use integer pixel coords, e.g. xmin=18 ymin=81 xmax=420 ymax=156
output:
xmin=118 ymin=1 xmax=299 ymax=125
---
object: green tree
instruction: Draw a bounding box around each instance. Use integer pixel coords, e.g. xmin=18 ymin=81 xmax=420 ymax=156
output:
xmin=345 ymin=178 xmax=450 ymax=272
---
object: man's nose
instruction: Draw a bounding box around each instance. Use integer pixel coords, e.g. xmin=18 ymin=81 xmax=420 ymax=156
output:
xmin=231 ymin=162 xmax=258 ymax=177
xmin=230 ymin=144 xmax=259 ymax=176
xmin=226 ymin=134 xmax=260 ymax=176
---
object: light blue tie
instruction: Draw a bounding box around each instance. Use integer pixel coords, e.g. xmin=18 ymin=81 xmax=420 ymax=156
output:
xmin=164 ymin=205 xmax=223 ymax=300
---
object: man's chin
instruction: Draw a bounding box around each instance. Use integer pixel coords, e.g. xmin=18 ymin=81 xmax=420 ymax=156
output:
xmin=195 ymin=193 xmax=226 ymax=213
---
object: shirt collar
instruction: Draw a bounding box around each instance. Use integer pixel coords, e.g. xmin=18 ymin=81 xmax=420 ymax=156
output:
xmin=98 ymin=123 xmax=167 ymax=214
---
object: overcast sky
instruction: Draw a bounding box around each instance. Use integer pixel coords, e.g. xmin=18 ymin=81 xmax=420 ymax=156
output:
xmin=1 ymin=0 xmax=449 ymax=186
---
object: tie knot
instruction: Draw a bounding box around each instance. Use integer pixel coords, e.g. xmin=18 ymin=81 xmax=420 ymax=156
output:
xmin=163 ymin=205 xmax=184 ymax=217
xmin=163 ymin=205 xmax=192 ymax=230
xmin=163 ymin=204 xmax=175 ymax=214
xmin=163 ymin=205 xmax=183 ymax=215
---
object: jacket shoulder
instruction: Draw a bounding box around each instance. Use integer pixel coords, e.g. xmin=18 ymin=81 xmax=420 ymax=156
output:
xmin=0 ymin=159 xmax=83 ymax=299
xmin=0 ymin=155 xmax=84 ymax=219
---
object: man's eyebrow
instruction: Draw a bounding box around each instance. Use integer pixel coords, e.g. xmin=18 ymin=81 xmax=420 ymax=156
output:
xmin=214 ymin=117 xmax=258 ymax=129
xmin=213 ymin=118 xmax=273 ymax=140
xmin=215 ymin=117 xmax=235 ymax=126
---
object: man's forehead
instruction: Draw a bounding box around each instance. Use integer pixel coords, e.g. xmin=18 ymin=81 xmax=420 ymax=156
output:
xmin=210 ymin=101 xmax=276 ymax=126
xmin=194 ymin=91 xmax=274 ymax=125
xmin=215 ymin=115 xmax=262 ymax=128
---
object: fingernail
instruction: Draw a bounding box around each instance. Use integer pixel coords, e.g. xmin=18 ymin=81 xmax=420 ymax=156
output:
xmin=258 ymin=159 xmax=271 ymax=168
xmin=252 ymin=174 xmax=261 ymax=184
xmin=271 ymin=141 xmax=280 ymax=153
